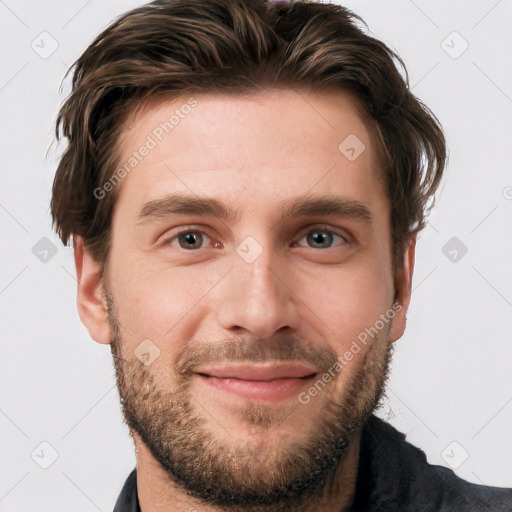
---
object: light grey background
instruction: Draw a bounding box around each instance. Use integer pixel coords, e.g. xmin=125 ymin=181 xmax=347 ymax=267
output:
xmin=0 ymin=0 xmax=511 ymax=510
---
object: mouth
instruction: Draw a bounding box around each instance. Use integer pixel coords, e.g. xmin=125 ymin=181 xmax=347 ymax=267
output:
xmin=193 ymin=363 xmax=319 ymax=402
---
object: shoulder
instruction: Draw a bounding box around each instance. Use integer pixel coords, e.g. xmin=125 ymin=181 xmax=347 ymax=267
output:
xmin=353 ymin=415 xmax=512 ymax=512
xmin=430 ymin=463 xmax=512 ymax=511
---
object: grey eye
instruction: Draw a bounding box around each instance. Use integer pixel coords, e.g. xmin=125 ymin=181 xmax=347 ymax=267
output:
xmin=306 ymin=231 xmax=335 ymax=249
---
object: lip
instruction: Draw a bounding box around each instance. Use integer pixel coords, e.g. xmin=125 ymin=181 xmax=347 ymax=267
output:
xmin=194 ymin=362 xmax=318 ymax=381
xmin=194 ymin=363 xmax=318 ymax=402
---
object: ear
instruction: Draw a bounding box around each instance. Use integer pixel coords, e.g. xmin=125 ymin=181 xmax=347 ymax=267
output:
xmin=73 ymin=235 xmax=112 ymax=345
xmin=389 ymin=234 xmax=416 ymax=342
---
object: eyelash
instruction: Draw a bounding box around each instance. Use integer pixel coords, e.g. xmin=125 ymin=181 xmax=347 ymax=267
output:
xmin=159 ymin=225 xmax=351 ymax=250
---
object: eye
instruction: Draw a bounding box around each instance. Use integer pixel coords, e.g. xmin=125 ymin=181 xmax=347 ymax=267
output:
xmin=177 ymin=231 xmax=205 ymax=250
xmin=160 ymin=229 xmax=218 ymax=251
xmin=292 ymin=227 xmax=349 ymax=249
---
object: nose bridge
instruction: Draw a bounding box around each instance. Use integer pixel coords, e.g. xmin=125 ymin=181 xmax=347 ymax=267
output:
xmin=245 ymin=249 xmax=283 ymax=304
xmin=216 ymin=241 xmax=300 ymax=337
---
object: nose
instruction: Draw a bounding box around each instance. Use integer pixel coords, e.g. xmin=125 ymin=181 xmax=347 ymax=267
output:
xmin=215 ymin=247 xmax=301 ymax=339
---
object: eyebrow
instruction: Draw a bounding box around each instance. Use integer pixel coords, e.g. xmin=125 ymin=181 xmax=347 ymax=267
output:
xmin=137 ymin=191 xmax=373 ymax=225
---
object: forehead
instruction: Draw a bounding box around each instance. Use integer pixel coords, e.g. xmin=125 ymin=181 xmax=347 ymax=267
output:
xmin=113 ymin=88 xmax=386 ymax=218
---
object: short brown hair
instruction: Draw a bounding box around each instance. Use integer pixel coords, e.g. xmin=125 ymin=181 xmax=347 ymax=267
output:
xmin=51 ymin=0 xmax=447 ymax=272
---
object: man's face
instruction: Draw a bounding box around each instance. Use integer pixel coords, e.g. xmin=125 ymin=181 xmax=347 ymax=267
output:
xmin=79 ymin=88 xmax=413 ymax=509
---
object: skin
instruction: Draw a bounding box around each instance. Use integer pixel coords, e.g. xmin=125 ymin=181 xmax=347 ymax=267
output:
xmin=73 ymin=87 xmax=415 ymax=511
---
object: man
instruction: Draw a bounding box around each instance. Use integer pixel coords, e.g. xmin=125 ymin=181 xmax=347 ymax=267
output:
xmin=50 ymin=0 xmax=512 ymax=510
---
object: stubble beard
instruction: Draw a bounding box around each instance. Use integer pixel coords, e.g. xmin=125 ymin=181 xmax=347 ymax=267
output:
xmin=106 ymin=295 xmax=394 ymax=512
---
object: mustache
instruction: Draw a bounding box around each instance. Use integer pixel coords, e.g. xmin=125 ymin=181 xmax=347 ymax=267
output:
xmin=175 ymin=336 xmax=339 ymax=376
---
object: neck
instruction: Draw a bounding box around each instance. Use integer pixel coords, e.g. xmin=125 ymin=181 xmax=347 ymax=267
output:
xmin=134 ymin=428 xmax=362 ymax=512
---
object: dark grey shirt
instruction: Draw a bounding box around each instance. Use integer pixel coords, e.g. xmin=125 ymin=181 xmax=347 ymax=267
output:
xmin=113 ymin=415 xmax=512 ymax=511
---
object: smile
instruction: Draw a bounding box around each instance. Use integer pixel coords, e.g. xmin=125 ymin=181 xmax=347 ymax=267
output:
xmin=194 ymin=363 xmax=319 ymax=401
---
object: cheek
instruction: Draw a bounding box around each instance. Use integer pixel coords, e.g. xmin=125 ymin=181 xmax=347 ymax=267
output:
xmin=110 ymin=263 xmax=224 ymax=349
xmin=298 ymin=261 xmax=394 ymax=350
xmin=312 ymin=270 xmax=394 ymax=391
